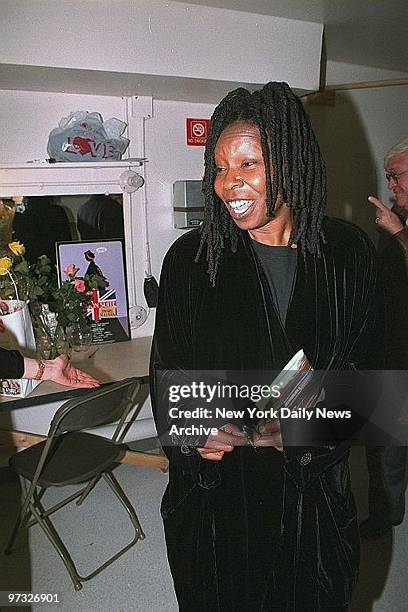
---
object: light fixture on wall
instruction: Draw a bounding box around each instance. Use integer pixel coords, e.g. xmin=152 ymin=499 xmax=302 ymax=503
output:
xmin=120 ymin=168 xmax=159 ymax=308
xmin=119 ymin=167 xmax=159 ymax=309
xmin=119 ymin=170 xmax=145 ymax=193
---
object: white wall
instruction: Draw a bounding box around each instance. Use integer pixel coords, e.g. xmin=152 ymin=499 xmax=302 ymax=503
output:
xmin=308 ymin=62 xmax=408 ymax=243
xmin=0 ymin=0 xmax=322 ymax=93
xmin=0 ymin=90 xmax=125 ymax=163
xmin=0 ymin=89 xmax=213 ymax=336
xmin=326 ymin=61 xmax=408 ymax=86
xmin=144 ymin=98 xmax=214 ymax=281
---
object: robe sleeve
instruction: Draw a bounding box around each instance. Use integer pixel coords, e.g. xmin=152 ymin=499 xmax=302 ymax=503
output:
xmin=320 ymin=234 xmax=385 ymax=443
xmin=0 ymin=347 xmax=25 ymax=378
xmin=283 ymin=225 xmax=385 ymax=481
xmin=149 ymin=238 xmax=209 ymax=471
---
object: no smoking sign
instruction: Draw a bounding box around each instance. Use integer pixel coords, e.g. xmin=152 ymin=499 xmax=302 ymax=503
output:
xmin=186 ymin=118 xmax=210 ymax=146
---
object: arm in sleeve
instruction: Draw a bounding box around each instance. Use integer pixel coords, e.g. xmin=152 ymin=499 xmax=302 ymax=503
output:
xmin=283 ymin=234 xmax=385 ymax=487
xmin=0 ymin=347 xmax=25 ymax=379
xmin=149 ymin=242 xmax=206 ymax=472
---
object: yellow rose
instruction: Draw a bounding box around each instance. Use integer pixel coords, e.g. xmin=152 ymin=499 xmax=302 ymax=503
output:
xmin=8 ymin=241 xmax=25 ymax=256
xmin=0 ymin=257 xmax=12 ymax=276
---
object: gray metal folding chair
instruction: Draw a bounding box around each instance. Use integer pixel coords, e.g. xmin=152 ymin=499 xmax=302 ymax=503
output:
xmin=5 ymin=377 xmax=145 ymax=591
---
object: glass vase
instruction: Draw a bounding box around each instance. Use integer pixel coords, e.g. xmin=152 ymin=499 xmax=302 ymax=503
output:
xmin=66 ymin=322 xmax=93 ymax=353
xmin=32 ymin=304 xmax=70 ymax=359
xmin=35 ymin=324 xmax=70 ymax=359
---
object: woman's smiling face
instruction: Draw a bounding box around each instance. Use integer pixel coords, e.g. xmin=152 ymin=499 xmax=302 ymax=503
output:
xmin=214 ymin=120 xmax=288 ymax=237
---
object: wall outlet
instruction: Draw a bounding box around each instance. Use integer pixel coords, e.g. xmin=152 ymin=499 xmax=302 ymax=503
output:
xmin=129 ymin=305 xmax=148 ymax=328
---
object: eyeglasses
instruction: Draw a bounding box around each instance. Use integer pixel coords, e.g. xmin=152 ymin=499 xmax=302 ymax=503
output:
xmin=385 ymin=169 xmax=408 ymax=183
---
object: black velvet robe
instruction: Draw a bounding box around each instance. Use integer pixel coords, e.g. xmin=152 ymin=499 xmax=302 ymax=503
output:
xmin=150 ymin=217 xmax=382 ymax=611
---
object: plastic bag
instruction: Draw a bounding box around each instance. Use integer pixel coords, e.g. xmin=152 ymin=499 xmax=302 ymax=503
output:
xmin=47 ymin=111 xmax=130 ymax=161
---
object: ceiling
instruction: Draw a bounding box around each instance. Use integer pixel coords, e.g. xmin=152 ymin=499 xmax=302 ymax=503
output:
xmin=179 ymin=0 xmax=408 ymax=75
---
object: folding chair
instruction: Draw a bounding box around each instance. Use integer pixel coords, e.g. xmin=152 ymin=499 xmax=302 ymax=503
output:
xmin=5 ymin=377 xmax=145 ymax=591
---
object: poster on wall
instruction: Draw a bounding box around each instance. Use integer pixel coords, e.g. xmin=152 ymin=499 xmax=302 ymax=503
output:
xmin=56 ymin=240 xmax=130 ymax=344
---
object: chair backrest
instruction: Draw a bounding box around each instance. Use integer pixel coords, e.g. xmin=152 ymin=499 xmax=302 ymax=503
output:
xmin=48 ymin=378 xmax=141 ymax=438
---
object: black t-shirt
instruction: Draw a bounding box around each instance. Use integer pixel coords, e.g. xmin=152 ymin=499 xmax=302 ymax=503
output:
xmin=252 ymin=241 xmax=297 ymax=325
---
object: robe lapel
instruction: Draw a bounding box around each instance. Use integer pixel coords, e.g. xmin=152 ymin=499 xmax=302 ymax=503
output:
xmin=285 ymin=246 xmax=342 ymax=370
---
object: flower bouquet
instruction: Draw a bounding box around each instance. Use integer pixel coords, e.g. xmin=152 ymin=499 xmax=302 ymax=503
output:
xmin=0 ymin=241 xmax=107 ymax=358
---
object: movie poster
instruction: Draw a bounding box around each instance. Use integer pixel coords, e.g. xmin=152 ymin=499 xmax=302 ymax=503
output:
xmin=57 ymin=240 xmax=130 ymax=343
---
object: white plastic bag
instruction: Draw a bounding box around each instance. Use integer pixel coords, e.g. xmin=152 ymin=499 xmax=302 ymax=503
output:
xmin=0 ymin=300 xmax=40 ymax=397
xmin=47 ymin=111 xmax=129 ymax=161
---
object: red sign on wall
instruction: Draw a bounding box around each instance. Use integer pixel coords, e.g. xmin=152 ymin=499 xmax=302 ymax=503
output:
xmin=186 ymin=118 xmax=210 ymax=146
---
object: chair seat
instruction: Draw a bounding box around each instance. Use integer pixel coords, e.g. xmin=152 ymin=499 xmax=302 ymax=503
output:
xmin=10 ymin=432 xmax=124 ymax=487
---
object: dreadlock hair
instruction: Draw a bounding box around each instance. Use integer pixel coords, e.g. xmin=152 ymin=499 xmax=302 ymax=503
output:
xmin=196 ymin=81 xmax=327 ymax=286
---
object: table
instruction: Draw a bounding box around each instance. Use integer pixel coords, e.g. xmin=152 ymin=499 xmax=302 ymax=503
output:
xmin=0 ymin=337 xmax=168 ymax=471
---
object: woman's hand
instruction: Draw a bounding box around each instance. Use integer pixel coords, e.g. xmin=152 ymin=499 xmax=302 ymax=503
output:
xmin=197 ymin=423 xmax=247 ymax=461
xmin=196 ymin=419 xmax=284 ymax=460
xmin=45 ymin=355 xmax=100 ymax=388
xmin=253 ymin=418 xmax=283 ymax=451
xmin=23 ymin=354 xmax=99 ymax=388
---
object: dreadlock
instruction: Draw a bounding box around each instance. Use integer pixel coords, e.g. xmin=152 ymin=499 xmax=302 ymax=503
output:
xmin=195 ymin=81 xmax=327 ymax=285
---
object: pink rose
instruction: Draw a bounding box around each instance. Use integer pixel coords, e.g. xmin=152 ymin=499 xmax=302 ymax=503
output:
xmin=74 ymin=279 xmax=86 ymax=293
xmin=63 ymin=264 xmax=80 ymax=277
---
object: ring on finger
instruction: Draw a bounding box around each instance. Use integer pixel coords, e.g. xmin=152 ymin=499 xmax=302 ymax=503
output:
xmin=219 ymin=424 xmax=231 ymax=433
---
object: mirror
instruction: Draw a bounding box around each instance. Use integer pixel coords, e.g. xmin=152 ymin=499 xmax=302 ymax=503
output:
xmin=1 ymin=193 xmax=131 ymax=345
xmin=0 ymin=161 xmax=145 ymax=337
xmin=1 ymin=194 xmax=124 ymax=264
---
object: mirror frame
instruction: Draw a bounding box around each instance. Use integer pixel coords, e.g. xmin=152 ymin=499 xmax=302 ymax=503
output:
xmin=0 ymin=160 xmax=146 ymax=335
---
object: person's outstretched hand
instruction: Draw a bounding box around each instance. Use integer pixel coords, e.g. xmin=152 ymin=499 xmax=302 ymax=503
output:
xmin=368 ymin=195 xmax=404 ymax=235
xmin=42 ymin=355 xmax=99 ymax=388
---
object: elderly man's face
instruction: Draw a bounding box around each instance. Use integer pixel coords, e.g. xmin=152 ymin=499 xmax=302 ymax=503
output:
xmin=386 ymin=152 xmax=408 ymax=214
xmin=214 ymin=121 xmax=286 ymax=234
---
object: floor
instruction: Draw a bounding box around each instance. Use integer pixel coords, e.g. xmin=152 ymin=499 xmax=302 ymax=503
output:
xmin=0 ymin=447 xmax=407 ymax=612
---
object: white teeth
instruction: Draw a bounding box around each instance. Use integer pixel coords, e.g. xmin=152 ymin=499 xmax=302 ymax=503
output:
xmin=229 ymin=200 xmax=253 ymax=208
xmin=228 ymin=200 xmax=254 ymax=214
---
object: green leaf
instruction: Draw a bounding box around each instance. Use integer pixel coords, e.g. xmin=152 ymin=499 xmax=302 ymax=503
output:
xmin=32 ymin=286 xmax=43 ymax=297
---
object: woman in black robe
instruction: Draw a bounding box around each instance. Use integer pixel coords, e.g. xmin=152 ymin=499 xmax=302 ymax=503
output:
xmin=150 ymin=83 xmax=382 ymax=611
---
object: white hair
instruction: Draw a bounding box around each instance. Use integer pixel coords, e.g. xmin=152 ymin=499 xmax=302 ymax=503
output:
xmin=384 ymin=137 xmax=408 ymax=167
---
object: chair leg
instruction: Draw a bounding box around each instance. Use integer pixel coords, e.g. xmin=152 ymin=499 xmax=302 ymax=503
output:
xmin=76 ymin=474 xmax=101 ymax=506
xmin=4 ymin=476 xmax=32 ymax=555
xmin=29 ymin=497 xmax=82 ymax=591
xmin=34 ymin=476 xmax=144 ymax=588
xmin=65 ymin=471 xmax=146 ymax=584
xmin=6 ymin=471 xmax=144 ymax=589
xmin=4 ymin=512 xmax=25 ymax=555
xmin=103 ymin=471 xmax=145 ymax=540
